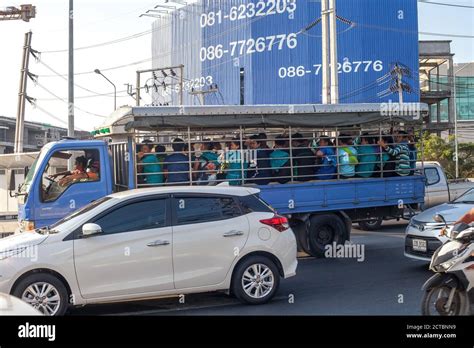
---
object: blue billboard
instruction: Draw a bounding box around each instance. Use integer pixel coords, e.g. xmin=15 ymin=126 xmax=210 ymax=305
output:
xmin=152 ymin=0 xmax=420 ymax=105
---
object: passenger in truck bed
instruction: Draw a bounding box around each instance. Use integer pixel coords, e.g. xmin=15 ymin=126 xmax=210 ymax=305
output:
xmin=270 ymin=135 xmax=291 ymax=184
xmin=378 ymin=131 xmax=411 ymax=177
xmin=315 ymin=136 xmax=337 ymax=180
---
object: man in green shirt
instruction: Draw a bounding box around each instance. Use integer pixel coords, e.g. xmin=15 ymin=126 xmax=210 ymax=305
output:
xmin=138 ymin=142 xmax=164 ymax=186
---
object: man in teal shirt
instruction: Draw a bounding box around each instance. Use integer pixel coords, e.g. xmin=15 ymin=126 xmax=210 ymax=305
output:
xmin=356 ymin=134 xmax=377 ymax=178
xmin=138 ymin=142 xmax=164 ymax=186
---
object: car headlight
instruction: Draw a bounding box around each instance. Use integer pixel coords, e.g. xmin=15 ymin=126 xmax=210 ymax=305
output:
xmin=0 ymin=247 xmax=27 ymax=260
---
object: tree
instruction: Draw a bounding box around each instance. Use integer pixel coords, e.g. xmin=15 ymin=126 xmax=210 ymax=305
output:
xmin=421 ymin=133 xmax=474 ymax=179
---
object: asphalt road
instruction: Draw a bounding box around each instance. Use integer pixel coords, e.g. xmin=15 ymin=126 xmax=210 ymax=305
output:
xmin=69 ymin=221 xmax=435 ymax=316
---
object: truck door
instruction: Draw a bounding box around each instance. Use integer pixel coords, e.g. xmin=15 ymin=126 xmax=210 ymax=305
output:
xmin=423 ymin=166 xmax=449 ymax=209
xmin=34 ymin=147 xmax=110 ymax=228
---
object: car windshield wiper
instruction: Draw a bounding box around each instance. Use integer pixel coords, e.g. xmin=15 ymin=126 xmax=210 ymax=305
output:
xmin=36 ymin=226 xmax=50 ymax=235
xmin=455 ymin=201 xmax=474 ymax=204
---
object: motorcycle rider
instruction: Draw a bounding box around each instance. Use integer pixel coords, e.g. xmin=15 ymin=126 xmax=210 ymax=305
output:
xmin=455 ymin=208 xmax=474 ymax=225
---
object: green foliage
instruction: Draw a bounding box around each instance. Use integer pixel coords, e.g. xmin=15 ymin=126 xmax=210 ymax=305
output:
xmin=421 ymin=133 xmax=474 ymax=179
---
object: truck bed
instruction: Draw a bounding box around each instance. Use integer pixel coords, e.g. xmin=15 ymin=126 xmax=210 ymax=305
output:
xmin=257 ymin=176 xmax=425 ymax=215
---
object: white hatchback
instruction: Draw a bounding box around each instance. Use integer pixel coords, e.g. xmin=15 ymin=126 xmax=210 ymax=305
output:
xmin=0 ymin=186 xmax=297 ymax=315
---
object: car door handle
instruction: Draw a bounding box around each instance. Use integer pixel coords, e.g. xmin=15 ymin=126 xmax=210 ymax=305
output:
xmin=223 ymin=231 xmax=244 ymax=237
xmin=147 ymin=240 xmax=170 ymax=247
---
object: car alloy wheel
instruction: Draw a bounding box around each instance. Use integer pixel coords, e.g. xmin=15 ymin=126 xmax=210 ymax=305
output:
xmin=21 ymin=282 xmax=61 ymax=316
xmin=241 ymin=263 xmax=275 ymax=299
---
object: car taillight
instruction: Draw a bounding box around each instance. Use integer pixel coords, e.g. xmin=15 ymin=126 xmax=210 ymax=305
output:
xmin=260 ymin=215 xmax=289 ymax=232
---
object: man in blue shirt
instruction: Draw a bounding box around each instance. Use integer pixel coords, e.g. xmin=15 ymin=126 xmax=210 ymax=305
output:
xmin=164 ymin=138 xmax=191 ymax=184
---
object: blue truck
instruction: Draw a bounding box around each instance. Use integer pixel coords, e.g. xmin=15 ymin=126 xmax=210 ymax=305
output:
xmin=10 ymin=104 xmax=428 ymax=257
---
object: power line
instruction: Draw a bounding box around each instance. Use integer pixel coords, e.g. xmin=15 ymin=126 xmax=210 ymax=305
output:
xmin=30 ymin=103 xmax=87 ymax=132
xmin=418 ymin=0 xmax=474 ymax=9
xmin=36 ymin=59 xmax=118 ymax=97
xmin=34 ymin=82 xmax=107 ymax=118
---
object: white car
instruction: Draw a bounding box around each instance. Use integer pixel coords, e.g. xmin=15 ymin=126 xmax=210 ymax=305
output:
xmin=0 ymin=186 xmax=297 ymax=315
xmin=0 ymin=293 xmax=42 ymax=316
xmin=405 ymin=188 xmax=474 ymax=261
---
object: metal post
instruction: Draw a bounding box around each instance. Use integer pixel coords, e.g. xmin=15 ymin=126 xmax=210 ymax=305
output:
xmin=136 ymin=72 xmax=141 ymax=106
xmin=239 ymin=127 xmax=245 ymax=185
xmin=397 ymin=67 xmax=404 ymax=104
xmin=329 ymin=0 xmax=339 ymax=104
xmin=14 ymin=31 xmax=32 ymax=153
xmin=454 ymin=75 xmax=459 ymax=179
xmin=68 ymin=0 xmax=74 ymax=139
xmin=289 ymin=127 xmax=294 ymax=182
xmin=321 ymin=0 xmax=330 ymax=104
xmin=187 ymin=127 xmax=193 ymax=185
xmin=179 ymin=65 xmax=184 ymax=106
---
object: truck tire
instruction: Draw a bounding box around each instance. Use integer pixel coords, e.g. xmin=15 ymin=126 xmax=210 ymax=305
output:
xmin=308 ymin=214 xmax=347 ymax=258
xmin=358 ymin=218 xmax=383 ymax=231
xmin=291 ymin=221 xmax=311 ymax=255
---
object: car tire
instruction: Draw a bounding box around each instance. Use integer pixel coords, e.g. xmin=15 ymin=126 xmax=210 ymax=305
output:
xmin=358 ymin=218 xmax=383 ymax=231
xmin=232 ymin=256 xmax=280 ymax=305
xmin=308 ymin=214 xmax=347 ymax=258
xmin=12 ymin=273 xmax=69 ymax=316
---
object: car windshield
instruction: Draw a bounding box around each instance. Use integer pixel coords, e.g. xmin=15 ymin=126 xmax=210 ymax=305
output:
xmin=454 ymin=189 xmax=474 ymax=204
xmin=46 ymin=196 xmax=113 ymax=232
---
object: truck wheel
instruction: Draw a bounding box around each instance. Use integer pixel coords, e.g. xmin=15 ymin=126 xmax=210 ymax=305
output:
xmin=358 ymin=218 xmax=383 ymax=231
xmin=231 ymin=256 xmax=280 ymax=305
xmin=308 ymin=214 xmax=347 ymax=258
xmin=292 ymin=221 xmax=311 ymax=255
xmin=12 ymin=273 xmax=69 ymax=316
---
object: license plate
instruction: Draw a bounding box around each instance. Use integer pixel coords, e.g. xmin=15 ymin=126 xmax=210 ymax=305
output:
xmin=412 ymin=239 xmax=427 ymax=252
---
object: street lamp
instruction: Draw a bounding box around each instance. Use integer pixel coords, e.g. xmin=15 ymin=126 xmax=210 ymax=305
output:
xmin=94 ymin=69 xmax=117 ymax=111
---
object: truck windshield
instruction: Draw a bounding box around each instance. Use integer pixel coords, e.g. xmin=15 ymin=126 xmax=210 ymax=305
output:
xmin=19 ymin=146 xmax=50 ymax=194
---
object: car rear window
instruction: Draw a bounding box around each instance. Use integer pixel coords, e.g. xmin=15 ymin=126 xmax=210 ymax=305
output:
xmin=239 ymin=194 xmax=274 ymax=214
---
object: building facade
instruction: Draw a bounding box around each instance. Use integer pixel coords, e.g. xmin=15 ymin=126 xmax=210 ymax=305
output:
xmin=0 ymin=116 xmax=89 ymax=154
xmin=150 ymin=0 xmax=420 ymax=106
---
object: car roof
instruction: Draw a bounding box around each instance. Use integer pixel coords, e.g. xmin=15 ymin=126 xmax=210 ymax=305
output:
xmin=108 ymin=185 xmax=260 ymax=200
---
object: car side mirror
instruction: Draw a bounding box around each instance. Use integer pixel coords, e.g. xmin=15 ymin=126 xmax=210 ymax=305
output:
xmin=433 ymin=214 xmax=447 ymax=225
xmin=82 ymin=223 xmax=102 ymax=237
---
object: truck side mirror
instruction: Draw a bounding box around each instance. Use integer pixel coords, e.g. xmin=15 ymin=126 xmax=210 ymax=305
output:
xmin=7 ymin=170 xmax=16 ymax=191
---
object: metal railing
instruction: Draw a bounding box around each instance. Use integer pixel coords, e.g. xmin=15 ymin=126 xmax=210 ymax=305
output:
xmin=131 ymin=125 xmax=422 ymax=188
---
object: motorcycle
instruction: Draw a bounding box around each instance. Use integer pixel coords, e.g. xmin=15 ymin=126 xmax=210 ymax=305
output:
xmin=421 ymin=214 xmax=474 ymax=316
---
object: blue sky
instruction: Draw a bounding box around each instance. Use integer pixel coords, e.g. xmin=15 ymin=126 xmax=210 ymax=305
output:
xmin=0 ymin=0 xmax=473 ymax=131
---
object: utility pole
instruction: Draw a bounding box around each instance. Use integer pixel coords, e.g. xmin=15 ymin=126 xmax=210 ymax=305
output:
xmin=321 ymin=0 xmax=330 ymax=104
xmin=397 ymin=68 xmax=403 ymax=104
xmin=0 ymin=4 xmax=36 ymax=22
xmin=68 ymin=0 xmax=74 ymax=139
xmin=136 ymin=65 xmax=184 ymax=106
xmin=328 ymin=0 xmax=339 ymax=104
xmin=14 ymin=31 xmax=33 ymax=153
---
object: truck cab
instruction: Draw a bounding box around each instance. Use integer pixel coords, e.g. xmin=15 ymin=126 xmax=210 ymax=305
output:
xmin=16 ymin=140 xmax=113 ymax=231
